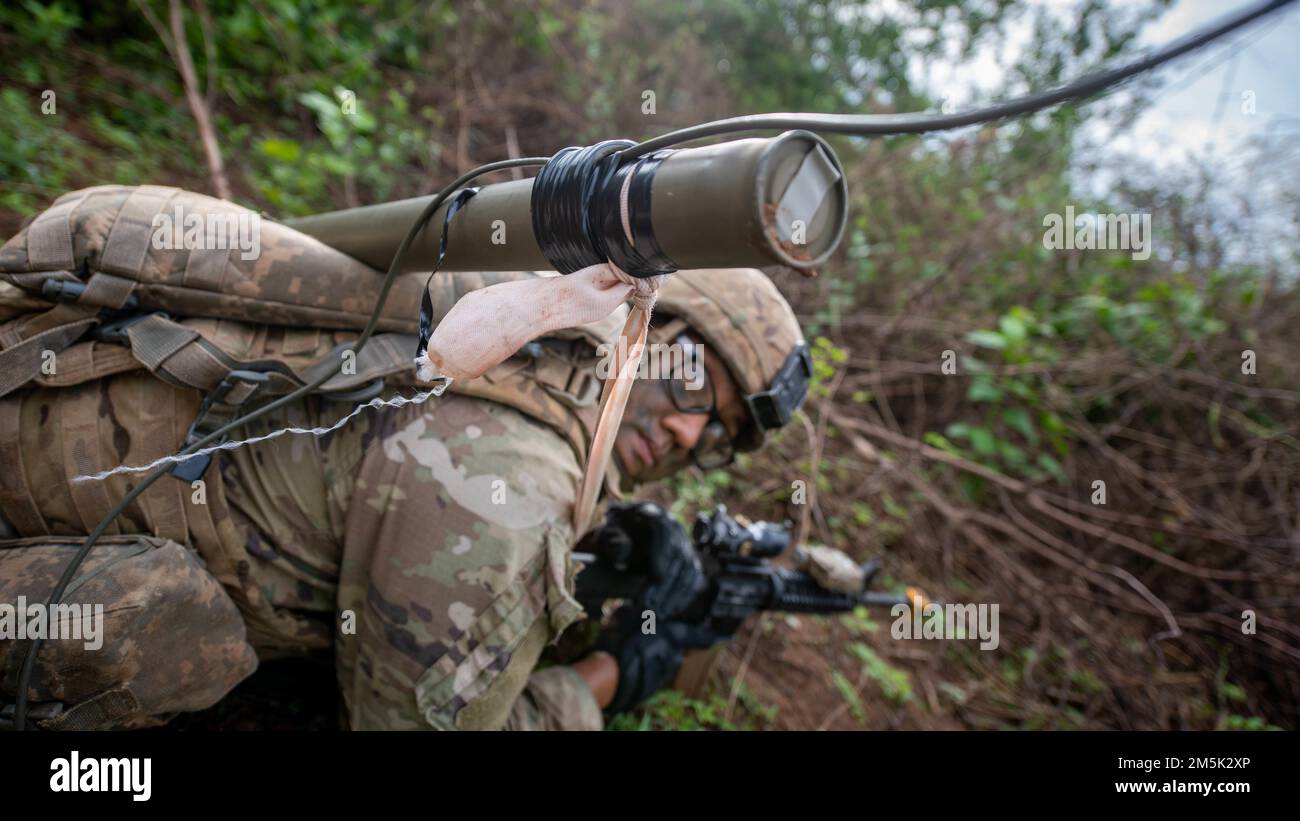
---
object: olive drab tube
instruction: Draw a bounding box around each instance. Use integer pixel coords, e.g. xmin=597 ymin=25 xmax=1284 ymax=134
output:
xmin=285 ymin=130 xmax=849 ymax=275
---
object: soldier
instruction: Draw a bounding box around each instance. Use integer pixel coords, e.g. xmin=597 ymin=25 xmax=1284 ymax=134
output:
xmin=0 ymin=191 xmax=810 ymax=729
xmin=209 ymin=267 xmax=810 ymax=729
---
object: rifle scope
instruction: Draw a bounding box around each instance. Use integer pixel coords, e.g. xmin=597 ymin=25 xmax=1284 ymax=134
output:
xmin=286 ymin=131 xmax=848 ymax=275
xmin=693 ymin=505 xmax=791 ymax=560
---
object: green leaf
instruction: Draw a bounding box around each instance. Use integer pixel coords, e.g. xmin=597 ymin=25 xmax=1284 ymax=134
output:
xmin=967 ymin=378 xmax=1003 ymax=402
xmin=959 ymin=474 xmax=985 ymax=502
xmin=965 ymin=329 xmax=1006 ymax=350
xmin=1002 ymin=407 xmax=1037 ymax=443
xmin=298 ymin=89 xmax=337 ymax=118
xmin=257 ymin=138 xmax=301 ymax=163
xmin=998 ymin=314 xmax=1028 ymax=343
xmin=998 ymin=441 xmax=1027 ymax=467
xmin=969 ymin=426 xmax=996 ymax=456
xmin=944 ymin=422 xmax=972 ymax=440
xmin=1037 ymin=453 xmax=1068 ymax=483
xmin=1219 ymin=681 xmax=1248 ymax=704
xmin=849 ymin=643 xmax=913 ymax=705
xmin=882 ymin=495 xmax=910 ymax=521
xmin=831 ymin=670 xmax=865 ymax=725
xmin=1040 ymin=412 xmax=1067 ymax=434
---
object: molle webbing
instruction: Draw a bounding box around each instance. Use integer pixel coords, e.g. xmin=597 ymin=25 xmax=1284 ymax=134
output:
xmin=0 ymin=187 xmax=625 ymax=424
xmin=0 ymin=185 xmax=620 ymax=657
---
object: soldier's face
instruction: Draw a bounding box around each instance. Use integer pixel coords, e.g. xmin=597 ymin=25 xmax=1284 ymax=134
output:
xmin=614 ymin=335 xmax=748 ymax=486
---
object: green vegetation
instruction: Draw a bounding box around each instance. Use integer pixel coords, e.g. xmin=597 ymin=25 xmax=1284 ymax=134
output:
xmin=607 ymin=684 xmax=777 ymax=731
xmin=2 ymin=0 xmax=1294 ymax=731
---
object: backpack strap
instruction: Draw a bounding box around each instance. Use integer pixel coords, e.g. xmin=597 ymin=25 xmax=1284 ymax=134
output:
xmin=0 ymin=264 xmax=158 ymax=398
xmin=0 ymin=303 xmax=100 ymax=400
xmin=61 ymin=383 xmax=124 ymax=535
xmin=112 ymin=313 xmax=293 ymax=481
xmin=119 ymin=313 xmax=301 ymax=396
xmin=302 ymin=333 xmax=416 ymax=396
xmin=97 ymin=185 xmax=180 ymax=277
xmin=168 ymin=368 xmax=275 ymax=482
xmin=0 ymin=399 xmax=49 ymax=535
xmin=21 ymin=188 xmax=92 ymax=272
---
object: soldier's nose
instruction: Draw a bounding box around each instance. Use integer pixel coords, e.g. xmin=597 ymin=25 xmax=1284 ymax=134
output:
xmin=661 ymin=412 xmax=709 ymax=452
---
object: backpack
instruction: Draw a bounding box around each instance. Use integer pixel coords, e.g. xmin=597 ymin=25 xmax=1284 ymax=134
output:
xmin=0 ymin=185 xmax=622 ymax=726
xmin=0 ymin=185 xmax=624 ymax=466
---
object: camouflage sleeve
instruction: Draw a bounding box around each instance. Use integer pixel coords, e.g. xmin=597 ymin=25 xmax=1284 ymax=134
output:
xmin=331 ymin=393 xmax=598 ymax=730
xmin=503 ymin=665 xmax=604 ymax=731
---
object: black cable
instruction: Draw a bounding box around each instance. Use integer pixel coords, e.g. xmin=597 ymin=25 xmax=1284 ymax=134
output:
xmin=415 ymin=186 xmax=480 ymax=366
xmin=13 ymin=0 xmax=1294 ymax=729
xmin=11 ymin=157 xmax=548 ymax=730
xmin=622 ymin=0 xmax=1295 ymax=159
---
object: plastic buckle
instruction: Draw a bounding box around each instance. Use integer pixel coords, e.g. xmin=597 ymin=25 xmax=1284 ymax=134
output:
xmin=0 ymin=699 xmax=65 ymax=731
xmin=319 ymin=376 xmax=385 ymax=404
xmin=41 ymin=279 xmax=140 ymax=311
xmin=744 ymin=342 xmax=812 ymax=431
xmin=40 ymin=279 xmax=87 ymax=303
xmin=92 ymin=311 xmax=170 ymax=346
xmin=170 ymin=370 xmax=271 ymax=482
xmin=543 ymin=365 xmax=600 ymax=410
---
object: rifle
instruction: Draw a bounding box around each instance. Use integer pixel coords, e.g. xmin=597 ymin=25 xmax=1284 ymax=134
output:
xmin=573 ymin=505 xmax=925 ymax=637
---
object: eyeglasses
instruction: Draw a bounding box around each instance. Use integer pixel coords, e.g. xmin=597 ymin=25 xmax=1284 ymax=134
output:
xmin=661 ymin=337 xmax=736 ymax=470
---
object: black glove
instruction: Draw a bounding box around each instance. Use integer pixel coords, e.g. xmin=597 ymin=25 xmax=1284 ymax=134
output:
xmin=587 ymin=501 xmax=705 ymax=619
xmin=597 ymin=605 xmax=719 ymax=714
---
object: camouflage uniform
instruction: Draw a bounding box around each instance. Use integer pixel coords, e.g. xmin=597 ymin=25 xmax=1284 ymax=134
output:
xmin=0 ymin=187 xmax=808 ymax=730
xmin=0 ymin=369 xmax=604 ymax=730
xmin=0 ymin=186 xmax=621 ymax=729
xmin=217 ymin=387 xmax=601 ymax=730
xmin=0 ymin=531 xmax=258 ymax=730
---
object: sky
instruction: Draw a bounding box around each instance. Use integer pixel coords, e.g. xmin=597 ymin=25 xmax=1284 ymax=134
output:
xmin=912 ymin=0 xmax=1299 ymax=162
xmin=1115 ymin=0 xmax=1300 ymax=168
xmin=907 ymin=0 xmax=1299 ymax=269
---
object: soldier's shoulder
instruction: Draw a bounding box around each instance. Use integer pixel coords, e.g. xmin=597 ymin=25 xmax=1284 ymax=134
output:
xmin=406 ymin=392 xmax=580 ymax=473
xmin=368 ymin=391 xmax=582 ymax=534
xmin=352 ymin=392 xmax=589 ymax=729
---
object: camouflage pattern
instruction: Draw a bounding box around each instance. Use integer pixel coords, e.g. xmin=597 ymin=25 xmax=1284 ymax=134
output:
xmin=0 ymin=184 xmax=625 ymax=350
xmin=0 ymin=370 xmax=331 ymax=656
xmin=0 ymin=370 xmax=604 ymax=730
xmin=0 ymin=186 xmax=627 ymax=470
xmin=0 ymin=185 xmax=424 ymax=333
xmin=651 ymin=268 xmax=806 ymax=449
xmin=0 ymin=533 xmax=257 ymax=730
xmin=0 ymin=187 xmax=628 ymax=731
xmin=0 ymin=188 xmax=809 ymax=732
xmin=216 ymin=387 xmax=600 ymax=730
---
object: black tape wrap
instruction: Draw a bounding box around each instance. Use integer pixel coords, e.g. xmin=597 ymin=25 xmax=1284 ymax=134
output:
xmin=530 ymin=140 xmax=678 ymax=278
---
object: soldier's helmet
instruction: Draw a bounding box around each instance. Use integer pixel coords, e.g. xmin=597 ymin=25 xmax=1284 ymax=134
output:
xmin=650 ymin=268 xmax=811 ymax=452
